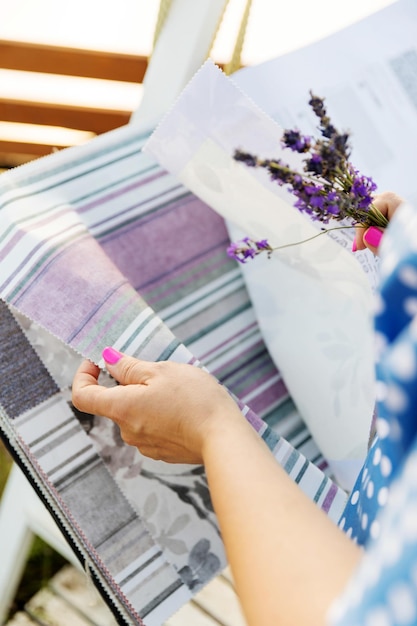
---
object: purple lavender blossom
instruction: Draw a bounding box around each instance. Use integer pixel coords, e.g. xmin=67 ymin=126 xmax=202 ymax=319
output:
xmin=309 ymin=93 xmax=340 ymax=144
xmin=349 ymin=167 xmax=377 ymax=209
xmin=306 ymin=153 xmax=323 ymax=175
xmin=233 ymin=151 xmax=258 ymax=168
xmin=282 ymin=129 xmax=311 ymax=153
xmin=232 ymin=93 xmax=387 ymax=231
xmin=227 ymin=237 xmax=273 ymax=263
xmin=229 ymin=92 xmax=390 ymax=262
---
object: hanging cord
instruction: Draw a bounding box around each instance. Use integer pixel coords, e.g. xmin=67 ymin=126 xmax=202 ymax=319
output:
xmin=223 ymin=0 xmax=253 ymax=75
xmin=151 ymin=0 xmax=252 ymax=73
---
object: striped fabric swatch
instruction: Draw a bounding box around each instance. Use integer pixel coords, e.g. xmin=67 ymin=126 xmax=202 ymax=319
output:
xmin=0 ymin=123 xmax=347 ymax=624
xmin=0 ymin=301 xmax=189 ymax=625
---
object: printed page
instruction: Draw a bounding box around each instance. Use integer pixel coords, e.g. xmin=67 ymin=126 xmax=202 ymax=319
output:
xmin=144 ymin=61 xmax=378 ymax=488
xmin=234 ymin=0 xmax=417 ymax=205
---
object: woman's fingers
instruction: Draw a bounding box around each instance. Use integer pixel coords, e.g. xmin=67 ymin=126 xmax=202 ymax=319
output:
xmin=102 ymin=348 xmax=153 ymax=386
xmin=372 ymin=191 xmax=404 ymax=221
xmin=72 ymin=359 xmax=100 ymax=391
xmin=71 ymin=359 xmax=111 ymax=417
xmin=72 ymin=349 xmax=245 ymax=464
xmin=353 ymin=191 xmax=405 ymax=254
xmin=362 ymin=225 xmax=383 ymax=255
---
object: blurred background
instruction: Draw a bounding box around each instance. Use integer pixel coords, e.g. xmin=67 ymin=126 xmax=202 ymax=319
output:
xmin=0 ymin=0 xmax=393 ymax=167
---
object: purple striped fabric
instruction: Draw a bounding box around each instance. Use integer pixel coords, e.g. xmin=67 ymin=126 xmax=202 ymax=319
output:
xmin=0 ymin=123 xmax=347 ymax=624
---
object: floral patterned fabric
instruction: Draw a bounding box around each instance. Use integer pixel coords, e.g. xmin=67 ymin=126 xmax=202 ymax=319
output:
xmin=329 ymin=201 xmax=417 ymax=625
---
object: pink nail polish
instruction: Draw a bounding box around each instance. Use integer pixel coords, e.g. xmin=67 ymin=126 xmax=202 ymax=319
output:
xmin=352 ymin=239 xmax=357 ymax=252
xmin=102 ymin=347 xmax=123 ymax=364
xmin=364 ymin=226 xmax=383 ymax=248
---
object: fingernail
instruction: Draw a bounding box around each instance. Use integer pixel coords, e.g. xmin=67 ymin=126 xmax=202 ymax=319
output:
xmin=102 ymin=347 xmax=123 ymax=365
xmin=364 ymin=226 xmax=383 ymax=248
xmin=352 ymin=239 xmax=357 ymax=252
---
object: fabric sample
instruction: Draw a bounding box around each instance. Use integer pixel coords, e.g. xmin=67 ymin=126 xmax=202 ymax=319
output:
xmin=0 ymin=124 xmax=347 ymax=624
xmin=0 ymin=306 xmax=191 ymax=625
xmin=0 ymin=301 xmax=59 ymax=417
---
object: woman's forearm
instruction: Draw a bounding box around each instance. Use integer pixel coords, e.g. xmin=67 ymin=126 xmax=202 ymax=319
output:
xmin=202 ymin=418 xmax=361 ymax=626
xmin=71 ymin=355 xmax=362 ymax=625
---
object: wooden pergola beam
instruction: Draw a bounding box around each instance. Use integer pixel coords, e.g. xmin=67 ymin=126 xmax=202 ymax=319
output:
xmin=0 ymin=98 xmax=131 ymax=134
xmin=0 ymin=39 xmax=149 ymax=83
xmin=0 ymin=38 xmax=231 ymax=165
xmin=0 ymin=141 xmax=59 ymax=158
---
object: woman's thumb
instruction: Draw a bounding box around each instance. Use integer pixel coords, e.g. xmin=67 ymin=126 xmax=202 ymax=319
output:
xmin=102 ymin=347 xmax=150 ymax=385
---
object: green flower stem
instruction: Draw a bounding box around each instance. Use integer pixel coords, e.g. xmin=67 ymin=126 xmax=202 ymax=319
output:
xmin=270 ymin=225 xmax=357 ymax=252
xmin=364 ymin=205 xmax=389 ymax=228
xmin=269 ymin=211 xmax=388 ymax=253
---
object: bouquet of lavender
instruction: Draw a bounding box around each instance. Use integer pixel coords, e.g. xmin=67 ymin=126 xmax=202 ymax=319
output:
xmin=228 ymin=92 xmax=388 ymax=263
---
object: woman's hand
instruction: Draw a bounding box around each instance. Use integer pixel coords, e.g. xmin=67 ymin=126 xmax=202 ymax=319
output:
xmin=353 ymin=191 xmax=404 ymax=254
xmin=73 ymin=348 xmax=362 ymax=626
xmin=71 ymin=347 xmax=244 ymax=465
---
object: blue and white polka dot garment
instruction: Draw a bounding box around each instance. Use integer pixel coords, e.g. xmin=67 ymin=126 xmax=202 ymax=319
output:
xmin=329 ymin=202 xmax=417 ymax=625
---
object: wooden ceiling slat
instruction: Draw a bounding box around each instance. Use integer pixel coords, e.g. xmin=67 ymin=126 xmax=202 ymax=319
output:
xmin=0 ymin=98 xmax=131 ymax=133
xmin=0 ymin=40 xmax=149 ymax=83
xmin=0 ymin=41 xmax=233 ymax=166
xmin=0 ymin=141 xmax=61 ymax=158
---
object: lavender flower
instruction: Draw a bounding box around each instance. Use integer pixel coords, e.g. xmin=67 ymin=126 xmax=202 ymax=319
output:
xmin=227 ymin=237 xmax=273 ymax=263
xmin=231 ymin=92 xmax=388 ymax=261
xmin=282 ymin=129 xmax=311 ymax=153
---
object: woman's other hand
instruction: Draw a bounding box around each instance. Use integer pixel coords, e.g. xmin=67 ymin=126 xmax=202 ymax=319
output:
xmin=353 ymin=191 xmax=404 ymax=255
